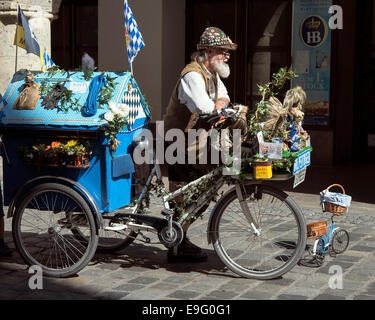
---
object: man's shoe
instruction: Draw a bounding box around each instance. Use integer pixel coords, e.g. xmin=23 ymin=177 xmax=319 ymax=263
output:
xmin=0 ymin=241 xmax=12 ymax=257
xmin=167 ymin=236 xmax=208 ymax=263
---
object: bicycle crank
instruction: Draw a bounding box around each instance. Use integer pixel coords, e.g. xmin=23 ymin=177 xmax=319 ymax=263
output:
xmin=157 ymin=221 xmax=183 ymax=248
xmin=113 ymin=213 xmax=183 ymax=248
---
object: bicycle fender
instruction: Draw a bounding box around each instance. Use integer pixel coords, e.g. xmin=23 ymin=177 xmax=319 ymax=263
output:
xmin=7 ymin=175 xmax=103 ymax=232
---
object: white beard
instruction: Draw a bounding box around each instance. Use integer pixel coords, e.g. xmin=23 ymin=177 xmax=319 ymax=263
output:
xmin=211 ymin=59 xmax=230 ymax=79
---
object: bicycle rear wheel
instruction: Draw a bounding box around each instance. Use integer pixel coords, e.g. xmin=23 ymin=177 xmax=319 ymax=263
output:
xmin=12 ymin=183 xmax=99 ymax=278
xmin=210 ymin=183 xmax=307 ymax=280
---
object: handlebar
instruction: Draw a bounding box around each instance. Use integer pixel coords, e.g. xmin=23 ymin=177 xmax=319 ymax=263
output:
xmin=199 ymin=104 xmax=244 ymax=125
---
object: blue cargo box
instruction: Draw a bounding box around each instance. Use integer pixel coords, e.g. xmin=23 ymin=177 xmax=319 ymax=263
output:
xmin=0 ymin=70 xmax=151 ymax=213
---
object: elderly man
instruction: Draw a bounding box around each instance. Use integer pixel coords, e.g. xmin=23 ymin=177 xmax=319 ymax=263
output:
xmin=163 ymin=27 xmax=237 ymax=263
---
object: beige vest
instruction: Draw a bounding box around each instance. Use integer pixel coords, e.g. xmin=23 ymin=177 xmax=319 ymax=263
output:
xmin=163 ymin=61 xmax=218 ymax=132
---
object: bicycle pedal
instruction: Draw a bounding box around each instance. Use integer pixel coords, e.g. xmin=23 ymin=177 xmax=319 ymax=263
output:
xmin=161 ymin=208 xmax=174 ymax=216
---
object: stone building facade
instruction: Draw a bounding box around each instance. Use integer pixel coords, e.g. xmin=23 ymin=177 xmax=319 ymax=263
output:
xmin=0 ymin=0 xmax=62 ymax=94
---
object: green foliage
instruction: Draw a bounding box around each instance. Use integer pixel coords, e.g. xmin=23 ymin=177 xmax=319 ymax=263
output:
xmin=149 ymin=177 xmax=214 ymax=223
xmin=247 ymin=67 xmax=299 ymax=174
xmin=39 ymin=66 xmax=116 ymax=113
xmin=102 ymin=113 xmax=129 ymax=152
xmin=98 ymin=74 xmax=117 ymax=107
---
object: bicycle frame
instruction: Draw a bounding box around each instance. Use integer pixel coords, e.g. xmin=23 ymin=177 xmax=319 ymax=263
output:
xmin=112 ymin=152 xmax=261 ymax=238
xmin=312 ymin=218 xmax=341 ymax=255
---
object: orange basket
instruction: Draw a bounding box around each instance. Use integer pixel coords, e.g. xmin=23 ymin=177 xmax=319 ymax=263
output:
xmin=322 ymin=184 xmax=347 ymax=216
xmin=307 ymin=221 xmax=327 ymax=239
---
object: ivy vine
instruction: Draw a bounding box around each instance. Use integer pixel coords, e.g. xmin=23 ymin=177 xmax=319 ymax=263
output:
xmin=39 ymin=66 xmax=117 ymax=113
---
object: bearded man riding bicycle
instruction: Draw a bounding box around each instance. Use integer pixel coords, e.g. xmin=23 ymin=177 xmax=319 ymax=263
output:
xmin=162 ymin=27 xmax=238 ymax=263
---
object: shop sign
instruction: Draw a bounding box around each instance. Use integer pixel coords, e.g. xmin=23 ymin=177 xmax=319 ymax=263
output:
xmin=292 ymin=0 xmax=332 ymax=126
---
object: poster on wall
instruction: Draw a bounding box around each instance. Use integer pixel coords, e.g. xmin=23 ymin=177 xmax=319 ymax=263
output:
xmin=291 ymin=0 xmax=332 ymax=126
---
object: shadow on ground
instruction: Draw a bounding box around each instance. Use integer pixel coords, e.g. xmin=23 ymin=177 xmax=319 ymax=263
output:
xmin=271 ymin=163 xmax=375 ymax=204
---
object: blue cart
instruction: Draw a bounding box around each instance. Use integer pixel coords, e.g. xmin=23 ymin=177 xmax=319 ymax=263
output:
xmin=0 ymin=70 xmax=151 ymax=277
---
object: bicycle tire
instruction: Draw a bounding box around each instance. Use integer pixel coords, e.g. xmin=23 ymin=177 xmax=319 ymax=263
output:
xmin=96 ymin=215 xmax=139 ymax=253
xmin=331 ymin=229 xmax=349 ymax=254
xmin=12 ymin=183 xmax=99 ymax=278
xmin=210 ymin=183 xmax=307 ymax=280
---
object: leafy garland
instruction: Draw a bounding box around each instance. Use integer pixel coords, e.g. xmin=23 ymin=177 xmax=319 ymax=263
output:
xmin=39 ymin=66 xmax=117 ymax=113
xmin=138 ymin=177 xmax=215 ymax=224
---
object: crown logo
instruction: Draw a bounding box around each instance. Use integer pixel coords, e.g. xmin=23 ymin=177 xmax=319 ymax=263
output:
xmin=306 ymin=17 xmax=321 ymax=29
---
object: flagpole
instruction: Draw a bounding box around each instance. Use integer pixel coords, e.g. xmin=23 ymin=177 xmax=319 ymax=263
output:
xmin=14 ymin=5 xmax=19 ymax=73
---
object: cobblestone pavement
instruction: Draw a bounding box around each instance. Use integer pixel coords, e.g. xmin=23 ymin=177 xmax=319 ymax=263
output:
xmin=1 ymin=188 xmax=375 ymax=302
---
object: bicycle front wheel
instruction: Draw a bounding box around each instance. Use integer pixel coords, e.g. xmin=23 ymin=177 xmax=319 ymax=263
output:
xmin=210 ymin=183 xmax=307 ymax=280
xmin=331 ymin=229 xmax=349 ymax=254
xmin=12 ymin=183 xmax=99 ymax=278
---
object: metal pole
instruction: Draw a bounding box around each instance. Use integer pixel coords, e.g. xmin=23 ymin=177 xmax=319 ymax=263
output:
xmin=14 ymin=5 xmax=19 ymax=73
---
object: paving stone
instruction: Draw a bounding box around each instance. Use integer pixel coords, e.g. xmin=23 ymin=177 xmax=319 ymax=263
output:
xmin=277 ymin=294 xmax=308 ymax=300
xmin=350 ymin=245 xmax=375 ymax=252
xmin=240 ymin=290 xmax=273 ymax=300
xmin=167 ymin=290 xmax=201 ymax=300
xmin=334 ymin=255 xmax=362 ymax=263
xmin=95 ymin=291 xmax=130 ymax=300
xmin=281 ymin=286 xmax=321 ymax=298
xmin=314 ymin=294 xmax=345 ymax=300
xmin=114 ymin=283 xmax=145 ymax=292
xmin=204 ymin=289 xmax=239 ymax=299
xmin=128 ymin=276 xmax=160 ymax=285
xmin=149 ymin=282 xmax=182 ymax=291
xmin=95 ymin=263 xmax=121 ymax=271
xmin=345 ymin=271 xmax=374 ymax=282
xmin=353 ymin=294 xmax=375 ymax=300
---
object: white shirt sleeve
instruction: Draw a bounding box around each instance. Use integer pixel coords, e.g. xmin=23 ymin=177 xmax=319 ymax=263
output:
xmin=216 ymin=74 xmax=230 ymax=103
xmin=177 ymin=72 xmax=230 ymax=114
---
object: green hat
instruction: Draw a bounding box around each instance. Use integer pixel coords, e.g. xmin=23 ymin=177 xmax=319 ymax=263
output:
xmin=197 ymin=27 xmax=238 ymax=51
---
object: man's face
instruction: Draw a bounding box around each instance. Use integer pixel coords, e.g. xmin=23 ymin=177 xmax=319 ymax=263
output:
xmin=208 ymin=48 xmax=231 ymax=78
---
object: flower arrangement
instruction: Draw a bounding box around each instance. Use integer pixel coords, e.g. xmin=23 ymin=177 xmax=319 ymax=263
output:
xmin=244 ymin=67 xmax=311 ymax=175
xmin=103 ymin=101 xmax=129 ymax=153
xmin=21 ymin=140 xmax=92 ymax=167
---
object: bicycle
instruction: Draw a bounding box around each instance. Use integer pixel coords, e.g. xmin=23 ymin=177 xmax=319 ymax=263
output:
xmin=11 ymin=106 xmax=308 ymax=279
xmin=307 ymin=214 xmax=350 ymax=267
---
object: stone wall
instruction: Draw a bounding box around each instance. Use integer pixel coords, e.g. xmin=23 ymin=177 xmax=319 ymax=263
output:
xmin=0 ymin=0 xmax=61 ymax=95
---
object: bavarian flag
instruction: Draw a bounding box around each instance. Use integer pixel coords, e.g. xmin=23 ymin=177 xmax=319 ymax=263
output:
xmin=14 ymin=5 xmax=46 ymax=71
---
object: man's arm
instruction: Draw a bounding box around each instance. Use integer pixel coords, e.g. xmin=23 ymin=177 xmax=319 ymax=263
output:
xmin=214 ymin=74 xmax=230 ymax=110
xmin=178 ymin=72 xmax=216 ymax=114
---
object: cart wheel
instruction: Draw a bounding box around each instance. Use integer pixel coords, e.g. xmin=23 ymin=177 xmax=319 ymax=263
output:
xmin=12 ymin=183 xmax=99 ymax=278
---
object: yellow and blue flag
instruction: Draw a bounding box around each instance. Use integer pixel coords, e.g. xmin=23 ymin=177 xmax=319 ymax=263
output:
xmin=124 ymin=0 xmax=145 ymax=66
xmin=14 ymin=5 xmax=46 ymax=71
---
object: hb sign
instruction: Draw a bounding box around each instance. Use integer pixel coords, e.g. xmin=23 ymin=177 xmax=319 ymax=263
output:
xmin=299 ymin=15 xmax=329 ymax=48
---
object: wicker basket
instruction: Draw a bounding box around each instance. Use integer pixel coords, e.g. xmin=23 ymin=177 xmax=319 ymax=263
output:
xmin=322 ymin=184 xmax=347 ymax=216
xmin=307 ymin=221 xmax=327 ymax=239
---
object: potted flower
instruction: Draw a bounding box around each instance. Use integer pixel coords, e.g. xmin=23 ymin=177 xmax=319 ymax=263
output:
xmin=44 ymin=141 xmax=63 ymax=165
xmin=63 ymin=139 xmax=91 ymax=166
xmin=103 ymin=101 xmax=129 ymax=153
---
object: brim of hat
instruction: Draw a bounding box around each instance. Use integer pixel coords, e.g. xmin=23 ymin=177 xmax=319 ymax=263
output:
xmin=197 ymin=43 xmax=238 ymax=51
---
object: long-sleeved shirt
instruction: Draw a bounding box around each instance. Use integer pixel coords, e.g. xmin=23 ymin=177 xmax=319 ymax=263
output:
xmin=177 ymin=65 xmax=230 ymax=115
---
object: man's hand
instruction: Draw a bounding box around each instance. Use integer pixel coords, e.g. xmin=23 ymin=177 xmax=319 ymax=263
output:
xmin=214 ymin=98 xmax=229 ymax=110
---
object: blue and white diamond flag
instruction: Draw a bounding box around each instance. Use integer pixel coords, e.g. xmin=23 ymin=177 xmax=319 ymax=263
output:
xmin=43 ymin=50 xmax=55 ymax=70
xmin=124 ymin=0 xmax=145 ymax=67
